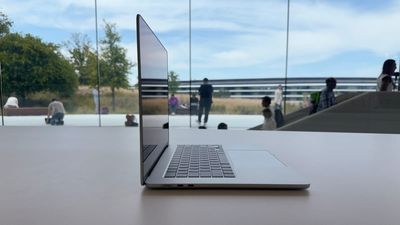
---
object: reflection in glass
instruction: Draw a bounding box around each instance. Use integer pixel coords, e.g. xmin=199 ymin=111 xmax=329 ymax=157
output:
xmin=137 ymin=15 xmax=169 ymax=168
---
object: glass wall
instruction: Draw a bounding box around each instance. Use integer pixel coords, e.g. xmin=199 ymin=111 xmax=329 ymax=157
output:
xmin=190 ymin=0 xmax=288 ymax=129
xmin=0 ymin=0 xmax=190 ymax=127
xmin=288 ymin=0 xmax=399 ymax=111
xmin=0 ymin=0 xmax=98 ymax=126
xmin=1 ymin=0 xmax=399 ymax=132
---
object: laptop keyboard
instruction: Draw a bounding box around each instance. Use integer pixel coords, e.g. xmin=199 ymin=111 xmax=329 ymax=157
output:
xmin=164 ymin=145 xmax=235 ymax=178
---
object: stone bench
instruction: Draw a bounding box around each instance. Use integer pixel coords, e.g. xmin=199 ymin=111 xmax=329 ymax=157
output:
xmin=3 ymin=107 xmax=48 ymax=116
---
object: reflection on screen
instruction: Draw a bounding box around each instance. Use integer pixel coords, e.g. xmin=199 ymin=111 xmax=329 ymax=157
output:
xmin=137 ymin=15 xmax=169 ymax=182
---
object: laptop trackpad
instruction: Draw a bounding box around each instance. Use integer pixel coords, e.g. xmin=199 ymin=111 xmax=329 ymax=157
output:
xmin=228 ymin=150 xmax=287 ymax=169
xmin=226 ymin=151 xmax=291 ymax=180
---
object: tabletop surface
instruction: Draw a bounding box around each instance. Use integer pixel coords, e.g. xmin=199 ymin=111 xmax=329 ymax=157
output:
xmin=1 ymin=127 xmax=400 ymax=225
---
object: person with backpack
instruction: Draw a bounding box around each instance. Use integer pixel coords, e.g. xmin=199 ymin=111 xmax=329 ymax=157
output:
xmin=309 ymin=91 xmax=321 ymax=115
xmin=317 ymin=77 xmax=337 ymax=112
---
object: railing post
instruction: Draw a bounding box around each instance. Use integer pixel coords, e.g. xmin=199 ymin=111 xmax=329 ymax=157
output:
xmin=0 ymin=62 xmax=4 ymax=126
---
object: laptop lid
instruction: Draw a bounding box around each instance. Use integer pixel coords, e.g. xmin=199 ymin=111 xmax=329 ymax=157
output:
xmin=136 ymin=14 xmax=169 ymax=185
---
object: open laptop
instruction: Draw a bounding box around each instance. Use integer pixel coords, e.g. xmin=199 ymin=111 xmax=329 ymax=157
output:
xmin=136 ymin=14 xmax=310 ymax=189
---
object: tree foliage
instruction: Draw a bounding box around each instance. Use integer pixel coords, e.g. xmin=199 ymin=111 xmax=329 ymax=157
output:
xmin=168 ymin=71 xmax=180 ymax=94
xmin=0 ymin=33 xmax=78 ymax=99
xmin=64 ymin=33 xmax=96 ymax=85
xmin=0 ymin=11 xmax=12 ymax=36
xmin=100 ymin=20 xmax=133 ymax=111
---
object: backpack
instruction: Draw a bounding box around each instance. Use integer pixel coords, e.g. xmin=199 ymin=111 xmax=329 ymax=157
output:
xmin=309 ymin=91 xmax=321 ymax=115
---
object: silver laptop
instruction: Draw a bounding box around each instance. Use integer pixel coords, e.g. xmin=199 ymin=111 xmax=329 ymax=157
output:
xmin=136 ymin=14 xmax=309 ymax=189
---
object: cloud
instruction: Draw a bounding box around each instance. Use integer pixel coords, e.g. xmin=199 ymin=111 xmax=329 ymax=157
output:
xmin=288 ymin=0 xmax=400 ymax=61
xmin=1 ymin=0 xmax=400 ymax=80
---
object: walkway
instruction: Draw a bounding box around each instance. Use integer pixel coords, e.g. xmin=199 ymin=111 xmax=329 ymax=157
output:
xmin=0 ymin=114 xmax=263 ymax=130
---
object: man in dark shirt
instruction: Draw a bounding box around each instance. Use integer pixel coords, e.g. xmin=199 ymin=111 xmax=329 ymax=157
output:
xmin=198 ymin=78 xmax=213 ymax=125
xmin=317 ymin=77 xmax=336 ymax=112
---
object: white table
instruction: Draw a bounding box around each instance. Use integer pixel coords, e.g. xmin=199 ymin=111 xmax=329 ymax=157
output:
xmin=1 ymin=127 xmax=400 ymax=225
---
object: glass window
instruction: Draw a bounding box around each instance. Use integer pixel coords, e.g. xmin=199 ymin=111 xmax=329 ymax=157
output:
xmin=191 ymin=0 xmax=288 ymax=129
xmin=0 ymin=1 xmax=96 ymax=126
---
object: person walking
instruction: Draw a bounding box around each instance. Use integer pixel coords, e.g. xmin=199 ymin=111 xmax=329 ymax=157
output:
xmin=197 ymin=78 xmax=213 ymax=126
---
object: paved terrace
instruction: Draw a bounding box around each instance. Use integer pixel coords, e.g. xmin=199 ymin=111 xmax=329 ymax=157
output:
xmin=0 ymin=114 xmax=263 ymax=130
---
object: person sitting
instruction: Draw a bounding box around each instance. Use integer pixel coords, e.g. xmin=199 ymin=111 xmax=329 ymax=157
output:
xmin=380 ymin=75 xmax=393 ymax=92
xmin=4 ymin=95 xmax=19 ymax=108
xmin=125 ymin=114 xmax=138 ymax=127
xmin=261 ymin=95 xmax=284 ymax=127
xmin=377 ymin=59 xmax=396 ymax=92
xmin=47 ymin=98 xmax=65 ymax=126
xmin=317 ymin=77 xmax=337 ymax=112
xmin=262 ymin=108 xmax=277 ymax=130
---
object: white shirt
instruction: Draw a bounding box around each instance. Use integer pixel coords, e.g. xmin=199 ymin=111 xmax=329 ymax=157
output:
xmin=274 ymin=88 xmax=283 ymax=105
xmin=377 ymin=73 xmax=394 ymax=91
xmin=4 ymin=97 xmax=19 ymax=108
xmin=262 ymin=117 xmax=277 ymax=130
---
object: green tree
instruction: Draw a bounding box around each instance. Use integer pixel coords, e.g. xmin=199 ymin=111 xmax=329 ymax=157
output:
xmin=64 ymin=33 xmax=96 ymax=85
xmin=86 ymin=50 xmax=102 ymax=87
xmin=100 ymin=21 xmax=132 ymax=112
xmin=168 ymin=71 xmax=180 ymax=94
xmin=0 ymin=11 xmax=12 ymax=36
xmin=0 ymin=33 xmax=78 ymax=99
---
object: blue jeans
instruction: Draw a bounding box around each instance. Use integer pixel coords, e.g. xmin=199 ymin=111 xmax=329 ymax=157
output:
xmin=198 ymin=99 xmax=212 ymax=123
xmin=51 ymin=112 xmax=64 ymax=125
xmin=170 ymin=105 xmax=177 ymax=114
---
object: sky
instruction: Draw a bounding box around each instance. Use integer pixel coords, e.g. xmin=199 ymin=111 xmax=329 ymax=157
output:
xmin=1 ymin=0 xmax=400 ymax=84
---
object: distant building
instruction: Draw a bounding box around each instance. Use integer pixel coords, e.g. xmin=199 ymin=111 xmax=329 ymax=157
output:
xmin=178 ymin=77 xmax=376 ymax=101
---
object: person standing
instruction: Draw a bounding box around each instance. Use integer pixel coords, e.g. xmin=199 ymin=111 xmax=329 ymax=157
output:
xmin=197 ymin=78 xmax=213 ymax=125
xmin=47 ymin=98 xmax=66 ymax=125
xmin=92 ymin=87 xmax=99 ymax=113
xmin=274 ymin=84 xmax=283 ymax=110
xmin=377 ymin=59 xmax=396 ymax=92
xmin=317 ymin=77 xmax=337 ymax=112
xmin=169 ymin=94 xmax=179 ymax=115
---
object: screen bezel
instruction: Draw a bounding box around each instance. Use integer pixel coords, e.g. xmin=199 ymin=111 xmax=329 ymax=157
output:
xmin=136 ymin=14 xmax=170 ymax=185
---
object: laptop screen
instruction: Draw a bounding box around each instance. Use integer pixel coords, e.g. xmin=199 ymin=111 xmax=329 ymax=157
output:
xmin=136 ymin=14 xmax=169 ymax=184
